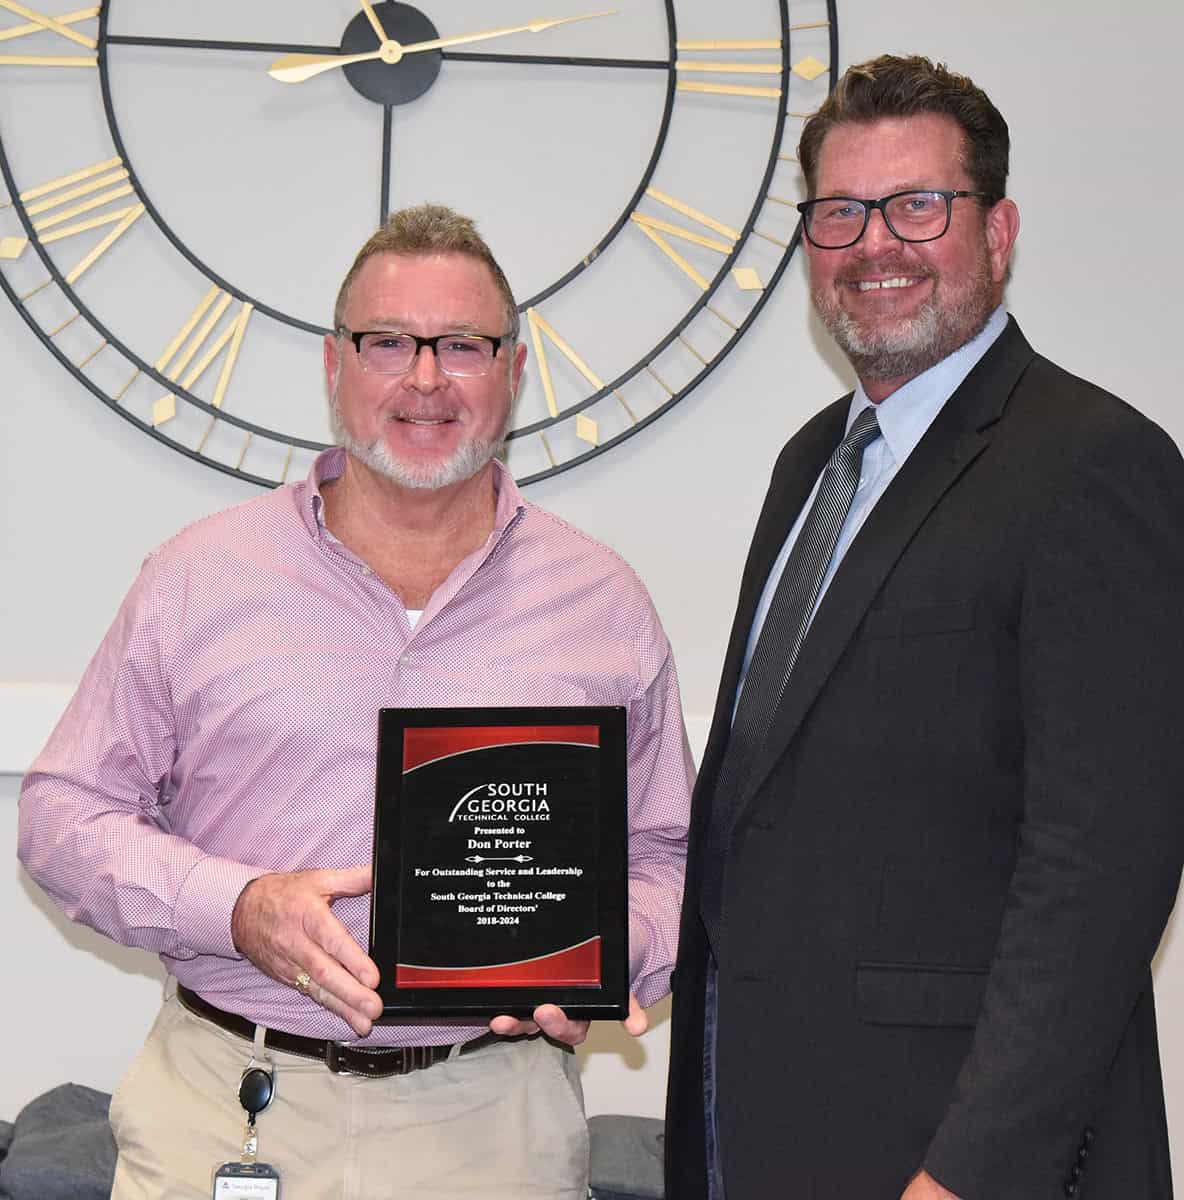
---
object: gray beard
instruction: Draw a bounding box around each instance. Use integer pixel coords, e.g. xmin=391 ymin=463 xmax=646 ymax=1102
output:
xmin=814 ymin=256 xmax=995 ymax=382
xmin=329 ymin=389 xmax=505 ymax=491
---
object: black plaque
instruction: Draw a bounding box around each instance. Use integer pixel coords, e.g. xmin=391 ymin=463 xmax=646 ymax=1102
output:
xmin=370 ymin=707 xmax=628 ymax=1019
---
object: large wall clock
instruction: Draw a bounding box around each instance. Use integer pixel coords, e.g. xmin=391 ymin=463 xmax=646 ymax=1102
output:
xmin=1 ymin=0 xmax=837 ymax=486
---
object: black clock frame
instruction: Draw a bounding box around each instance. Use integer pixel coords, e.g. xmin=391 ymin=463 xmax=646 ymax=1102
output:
xmin=0 ymin=0 xmax=839 ymax=486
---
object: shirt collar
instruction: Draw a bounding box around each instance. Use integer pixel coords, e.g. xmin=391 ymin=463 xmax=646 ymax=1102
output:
xmin=298 ymin=447 xmax=526 ymax=540
xmin=300 ymin=446 xmax=345 ymax=536
xmin=846 ymin=305 xmax=1008 ymax=466
xmin=489 ymin=457 xmax=528 ymax=538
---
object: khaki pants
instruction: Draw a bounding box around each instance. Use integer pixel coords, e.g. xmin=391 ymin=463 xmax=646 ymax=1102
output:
xmin=110 ymin=994 xmax=589 ymax=1199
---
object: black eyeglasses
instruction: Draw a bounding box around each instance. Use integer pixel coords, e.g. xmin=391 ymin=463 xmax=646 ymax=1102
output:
xmin=338 ymin=329 xmax=510 ymax=376
xmin=795 ymin=189 xmax=995 ymax=249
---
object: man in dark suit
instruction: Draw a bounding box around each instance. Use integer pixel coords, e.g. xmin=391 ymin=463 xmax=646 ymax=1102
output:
xmin=666 ymin=54 xmax=1184 ymax=1200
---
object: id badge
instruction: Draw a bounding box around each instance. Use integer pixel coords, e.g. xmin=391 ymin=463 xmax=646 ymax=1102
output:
xmin=213 ymin=1161 xmax=280 ymax=1198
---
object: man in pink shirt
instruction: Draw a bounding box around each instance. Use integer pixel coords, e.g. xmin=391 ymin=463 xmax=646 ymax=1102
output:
xmin=19 ymin=205 xmax=693 ymax=1199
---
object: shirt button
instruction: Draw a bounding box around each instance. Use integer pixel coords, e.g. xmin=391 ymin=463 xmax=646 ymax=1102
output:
xmin=399 ymin=653 xmax=410 ymax=666
xmin=361 ymin=566 xmax=372 ymax=576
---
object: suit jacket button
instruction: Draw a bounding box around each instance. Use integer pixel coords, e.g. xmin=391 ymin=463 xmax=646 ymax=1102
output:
xmin=1077 ymin=1145 xmax=1089 ymax=1163
xmin=1064 ymin=1182 xmax=1079 ymax=1198
xmin=1070 ymin=1163 xmax=1083 ymax=1180
xmin=1082 ymin=1126 xmax=1095 ymax=1145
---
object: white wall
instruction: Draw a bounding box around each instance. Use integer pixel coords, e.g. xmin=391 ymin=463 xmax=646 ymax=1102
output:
xmin=5 ymin=0 xmax=1184 ymax=1182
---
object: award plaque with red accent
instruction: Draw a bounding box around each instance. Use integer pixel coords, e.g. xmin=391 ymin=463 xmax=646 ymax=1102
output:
xmin=370 ymin=707 xmax=628 ymax=1019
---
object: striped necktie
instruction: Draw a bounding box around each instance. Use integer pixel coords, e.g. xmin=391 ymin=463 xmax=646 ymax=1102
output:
xmin=700 ymin=406 xmax=882 ymax=954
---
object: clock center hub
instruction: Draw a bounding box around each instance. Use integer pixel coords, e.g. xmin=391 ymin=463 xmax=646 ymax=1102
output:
xmin=339 ymin=2 xmax=441 ymax=106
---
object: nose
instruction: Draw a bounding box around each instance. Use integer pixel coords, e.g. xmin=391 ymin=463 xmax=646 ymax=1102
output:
xmin=406 ymin=342 xmax=444 ymax=390
xmin=859 ymin=205 xmax=900 ymax=254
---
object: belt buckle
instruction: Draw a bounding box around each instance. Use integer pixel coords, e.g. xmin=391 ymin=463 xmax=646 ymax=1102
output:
xmin=324 ymin=1041 xmax=418 ymax=1076
xmin=324 ymin=1041 xmax=357 ymax=1076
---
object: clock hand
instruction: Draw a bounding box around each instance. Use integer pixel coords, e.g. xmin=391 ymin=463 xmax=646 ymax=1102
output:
xmin=359 ymin=0 xmax=388 ymax=44
xmin=268 ymin=10 xmax=616 ymax=84
xmin=269 ymin=45 xmax=393 ymax=83
xmin=397 ymin=10 xmax=617 ymax=55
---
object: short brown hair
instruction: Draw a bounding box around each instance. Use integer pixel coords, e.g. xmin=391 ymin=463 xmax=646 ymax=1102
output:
xmin=332 ymin=204 xmax=519 ymax=339
xmin=798 ymin=55 xmax=1009 ymax=201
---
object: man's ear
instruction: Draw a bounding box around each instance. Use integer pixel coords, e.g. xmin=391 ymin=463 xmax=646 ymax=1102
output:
xmin=985 ymin=197 xmax=1020 ymax=285
xmin=511 ymin=339 xmax=527 ymax=400
xmin=324 ymin=332 xmax=341 ymax=394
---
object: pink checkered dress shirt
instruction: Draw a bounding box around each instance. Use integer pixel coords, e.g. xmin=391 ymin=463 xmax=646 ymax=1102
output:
xmin=19 ymin=449 xmax=693 ymax=1046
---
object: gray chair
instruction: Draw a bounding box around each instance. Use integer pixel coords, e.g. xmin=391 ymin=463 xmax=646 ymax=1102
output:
xmin=588 ymin=1113 xmax=665 ymax=1200
xmin=0 ymin=1083 xmax=115 ymax=1200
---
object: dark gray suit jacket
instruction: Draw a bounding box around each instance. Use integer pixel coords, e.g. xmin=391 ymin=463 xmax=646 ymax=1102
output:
xmin=665 ymin=319 xmax=1184 ymax=1199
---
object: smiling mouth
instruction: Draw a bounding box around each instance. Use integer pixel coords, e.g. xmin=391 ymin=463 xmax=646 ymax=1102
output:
xmin=392 ymin=413 xmax=455 ymax=425
xmin=852 ymin=276 xmax=922 ymax=291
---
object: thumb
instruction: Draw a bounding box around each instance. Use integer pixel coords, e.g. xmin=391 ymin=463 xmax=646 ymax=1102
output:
xmin=622 ymin=994 xmax=648 ymax=1037
xmin=323 ymin=864 xmax=373 ymax=898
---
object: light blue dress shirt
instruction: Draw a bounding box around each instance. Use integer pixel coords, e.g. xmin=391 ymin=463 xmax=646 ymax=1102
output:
xmin=735 ymin=306 xmax=1009 ymax=702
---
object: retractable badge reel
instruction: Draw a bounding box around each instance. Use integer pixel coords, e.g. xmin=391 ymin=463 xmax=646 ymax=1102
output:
xmin=212 ymin=1056 xmax=281 ymax=1197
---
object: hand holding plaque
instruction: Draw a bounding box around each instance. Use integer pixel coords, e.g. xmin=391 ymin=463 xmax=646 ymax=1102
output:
xmin=370 ymin=707 xmax=628 ymax=1019
xmin=489 ymin=992 xmax=649 ymax=1045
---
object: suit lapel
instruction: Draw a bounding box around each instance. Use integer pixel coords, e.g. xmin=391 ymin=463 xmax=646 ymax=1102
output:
xmin=694 ymin=399 xmax=849 ymax=805
xmin=733 ymin=318 xmax=1038 ymax=815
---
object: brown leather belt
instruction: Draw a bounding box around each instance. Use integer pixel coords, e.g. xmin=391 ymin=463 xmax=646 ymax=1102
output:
xmin=177 ymin=984 xmax=498 ymax=1078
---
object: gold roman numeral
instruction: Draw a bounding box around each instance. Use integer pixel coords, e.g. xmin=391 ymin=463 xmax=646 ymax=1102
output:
xmin=632 ymin=189 xmax=737 ymax=290
xmin=0 ymin=1 xmax=98 ymax=66
xmin=526 ymin=307 xmax=636 ymax=447
xmin=677 ymin=60 xmax=781 ymax=77
xmin=673 ymin=26 xmax=829 ymax=98
xmin=676 ymin=39 xmax=781 ymax=50
xmin=1 ymin=156 xmax=146 ymax=299
xmin=632 ymin=188 xmax=765 ymax=293
xmin=677 ymin=78 xmax=781 ymax=100
xmin=150 ymin=285 xmax=255 ymax=427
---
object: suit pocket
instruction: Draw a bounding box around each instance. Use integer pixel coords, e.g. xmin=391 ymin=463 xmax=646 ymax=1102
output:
xmin=860 ymin=599 xmax=975 ymax=639
xmin=855 ymin=961 xmax=989 ymax=1028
